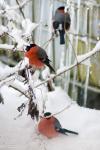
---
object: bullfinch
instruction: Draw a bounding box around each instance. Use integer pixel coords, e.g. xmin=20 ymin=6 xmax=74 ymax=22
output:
xmin=53 ymin=6 xmax=71 ymax=44
xmin=38 ymin=112 xmax=78 ymax=138
xmin=25 ymin=44 xmax=55 ymax=73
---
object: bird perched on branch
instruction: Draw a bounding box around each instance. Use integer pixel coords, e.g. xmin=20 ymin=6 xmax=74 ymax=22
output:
xmin=25 ymin=44 xmax=55 ymax=73
xmin=38 ymin=112 xmax=78 ymax=138
xmin=53 ymin=6 xmax=71 ymax=44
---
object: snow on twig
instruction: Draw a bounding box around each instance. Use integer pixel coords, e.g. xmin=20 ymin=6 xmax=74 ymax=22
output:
xmin=0 ymin=25 xmax=8 ymax=36
xmin=0 ymin=20 xmax=39 ymax=50
xmin=9 ymin=79 xmax=29 ymax=98
xmin=0 ymin=57 xmax=29 ymax=81
xmin=0 ymin=0 xmax=38 ymax=49
xmin=77 ymin=41 xmax=100 ymax=63
xmin=0 ymin=19 xmax=39 ymax=49
xmin=0 ymin=75 xmax=15 ymax=88
xmin=22 ymin=19 xmax=39 ymax=38
xmin=33 ymin=40 xmax=100 ymax=88
xmin=0 ymin=0 xmax=31 ymax=14
xmin=0 ymin=44 xmax=21 ymax=51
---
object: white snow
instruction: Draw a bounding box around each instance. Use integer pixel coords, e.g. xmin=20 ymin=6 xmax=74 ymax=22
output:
xmin=22 ymin=18 xmax=39 ymax=37
xmin=0 ymin=44 xmax=16 ymax=50
xmin=0 ymin=85 xmax=100 ymax=150
xmin=0 ymin=25 xmax=8 ymax=36
xmin=55 ymin=40 xmax=100 ymax=79
xmin=0 ymin=58 xmax=29 ymax=81
xmin=0 ymin=0 xmax=39 ymax=50
xmin=0 ymin=1 xmax=100 ymax=150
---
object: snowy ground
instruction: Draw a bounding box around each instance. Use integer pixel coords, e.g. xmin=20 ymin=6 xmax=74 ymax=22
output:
xmin=0 ymin=86 xmax=100 ymax=150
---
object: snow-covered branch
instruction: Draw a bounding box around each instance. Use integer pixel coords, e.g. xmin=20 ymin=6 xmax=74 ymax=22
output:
xmin=11 ymin=0 xmax=31 ymax=10
xmin=0 ymin=25 xmax=8 ymax=37
xmin=33 ymin=40 xmax=100 ymax=88
xmin=0 ymin=0 xmax=39 ymax=50
xmin=0 ymin=44 xmax=20 ymax=51
xmin=9 ymin=79 xmax=29 ymax=99
xmin=0 ymin=75 xmax=15 ymax=88
xmin=0 ymin=57 xmax=29 ymax=81
xmin=0 ymin=0 xmax=31 ymax=15
xmin=22 ymin=19 xmax=39 ymax=38
xmin=77 ymin=41 xmax=100 ymax=63
xmin=0 ymin=19 xmax=39 ymax=49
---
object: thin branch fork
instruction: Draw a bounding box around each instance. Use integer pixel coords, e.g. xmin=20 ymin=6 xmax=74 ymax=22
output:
xmin=0 ymin=0 xmax=31 ymax=15
xmin=16 ymin=0 xmax=25 ymax=19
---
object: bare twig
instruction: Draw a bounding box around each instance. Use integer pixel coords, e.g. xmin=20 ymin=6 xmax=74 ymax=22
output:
xmin=0 ymin=75 xmax=15 ymax=88
xmin=9 ymin=84 xmax=29 ymax=99
xmin=67 ymin=33 xmax=78 ymax=63
xmin=16 ymin=0 xmax=25 ymax=19
xmin=42 ymin=33 xmax=55 ymax=49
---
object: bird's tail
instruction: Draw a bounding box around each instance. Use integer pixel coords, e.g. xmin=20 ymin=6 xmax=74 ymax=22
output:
xmin=58 ymin=128 xmax=78 ymax=135
xmin=46 ymin=63 xmax=55 ymax=73
xmin=59 ymin=30 xmax=65 ymax=44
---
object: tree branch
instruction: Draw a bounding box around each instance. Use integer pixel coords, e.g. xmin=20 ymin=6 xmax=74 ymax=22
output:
xmin=16 ymin=0 xmax=25 ymax=19
xmin=0 ymin=44 xmax=21 ymax=51
xmin=0 ymin=58 xmax=29 ymax=81
xmin=0 ymin=0 xmax=31 ymax=15
xmin=9 ymin=85 xmax=29 ymax=99
xmin=33 ymin=41 xmax=100 ymax=88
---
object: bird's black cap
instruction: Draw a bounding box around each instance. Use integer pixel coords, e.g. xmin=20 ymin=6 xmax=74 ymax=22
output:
xmin=57 ymin=6 xmax=65 ymax=11
xmin=25 ymin=44 xmax=36 ymax=51
xmin=44 ymin=112 xmax=52 ymax=118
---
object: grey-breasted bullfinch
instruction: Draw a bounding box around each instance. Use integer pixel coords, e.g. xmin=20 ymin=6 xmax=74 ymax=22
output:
xmin=53 ymin=6 xmax=71 ymax=44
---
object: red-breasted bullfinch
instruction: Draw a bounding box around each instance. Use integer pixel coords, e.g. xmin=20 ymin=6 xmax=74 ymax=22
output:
xmin=53 ymin=6 xmax=71 ymax=44
xmin=38 ymin=112 xmax=78 ymax=138
xmin=25 ymin=44 xmax=55 ymax=73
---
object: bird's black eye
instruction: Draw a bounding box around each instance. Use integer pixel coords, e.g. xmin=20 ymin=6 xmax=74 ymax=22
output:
xmin=53 ymin=21 xmax=59 ymax=29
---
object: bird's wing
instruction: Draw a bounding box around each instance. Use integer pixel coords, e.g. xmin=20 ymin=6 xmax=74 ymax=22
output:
xmin=37 ymin=48 xmax=48 ymax=61
xmin=54 ymin=118 xmax=62 ymax=130
xmin=38 ymin=48 xmax=55 ymax=73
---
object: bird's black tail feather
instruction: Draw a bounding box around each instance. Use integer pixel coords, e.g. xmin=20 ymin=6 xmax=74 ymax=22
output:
xmin=43 ymin=58 xmax=55 ymax=73
xmin=46 ymin=63 xmax=55 ymax=73
xmin=58 ymin=128 xmax=78 ymax=135
xmin=59 ymin=30 xmax=65 ymax=45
